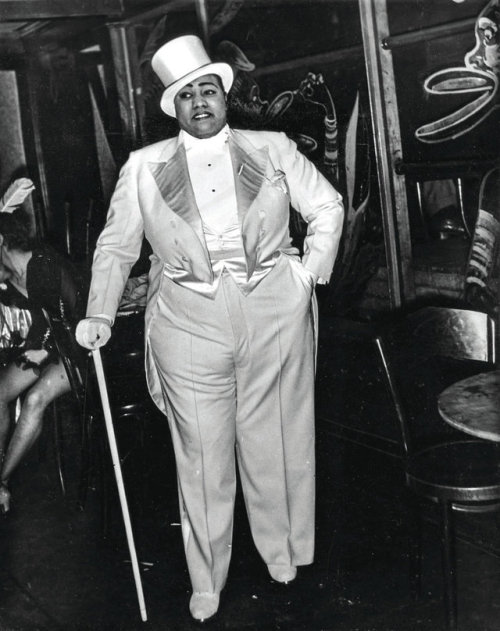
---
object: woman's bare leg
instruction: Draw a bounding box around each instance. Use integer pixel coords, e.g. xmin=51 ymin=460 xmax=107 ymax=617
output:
xmin=0 ymin=358 xmax=70 ymax=485
xmin=0 ymin=362 xmax=39 ymax=463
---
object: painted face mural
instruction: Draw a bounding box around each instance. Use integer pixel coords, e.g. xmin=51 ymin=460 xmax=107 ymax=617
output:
xmin=415 ymin=0 xmax=500 ymax=143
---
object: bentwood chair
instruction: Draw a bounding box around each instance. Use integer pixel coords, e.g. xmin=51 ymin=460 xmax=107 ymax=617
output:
xmin=42 ymin=307 xmax=149 ymax=513
xmin=374 ymin=306 xmax=499 ymax=631
xmin=42 ymin=308 xmax=91 ymax=498
xmin=79 ymin=309 xmax=153 ymax=532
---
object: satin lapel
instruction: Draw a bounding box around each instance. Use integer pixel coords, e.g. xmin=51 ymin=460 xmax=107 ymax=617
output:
xmin=148 ymin=144 xmax=201 ymax=228
xmin=229 ymin=137 xmax=268 ymax=223
xmin=229 ymin=136 xmax=269 ymax=277
xmin=148 ymin=144 xmax=209 ymax=261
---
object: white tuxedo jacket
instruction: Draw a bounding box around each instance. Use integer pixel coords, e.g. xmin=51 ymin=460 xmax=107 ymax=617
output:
xmin=86 ymin=128 xmax=344 ymax=411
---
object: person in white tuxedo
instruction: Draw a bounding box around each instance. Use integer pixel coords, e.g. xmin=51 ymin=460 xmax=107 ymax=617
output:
xmin=76 ymin=35 xmax=344 ymax=622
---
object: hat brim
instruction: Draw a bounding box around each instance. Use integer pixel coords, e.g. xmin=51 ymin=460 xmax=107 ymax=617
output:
xmin=160 ymin=62 xmax=234 ymax=118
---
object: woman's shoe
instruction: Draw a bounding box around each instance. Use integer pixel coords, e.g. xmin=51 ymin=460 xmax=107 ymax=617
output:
xmin=0 ymin=482 xmax=10 ymax=514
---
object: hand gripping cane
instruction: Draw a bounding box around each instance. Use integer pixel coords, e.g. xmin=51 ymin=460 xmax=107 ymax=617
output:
xmin=92 ymin=349 xmax=148 ymax=622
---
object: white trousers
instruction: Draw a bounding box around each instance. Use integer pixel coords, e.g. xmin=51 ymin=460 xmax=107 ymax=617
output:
xmin=149 ymin=254 xmax=316 ymax=593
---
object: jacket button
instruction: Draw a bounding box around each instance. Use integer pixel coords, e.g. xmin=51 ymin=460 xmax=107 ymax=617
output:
xmin=170 ymin=220 xmax=176 ymax=228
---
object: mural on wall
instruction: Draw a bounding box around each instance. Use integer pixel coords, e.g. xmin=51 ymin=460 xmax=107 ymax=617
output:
xmin=219 ymin=41 xmax=338 ymax=176
xmin=409 ymin=0 xmax=500 ymax=315
xmin=415 ymin=0 xmax=500 ymax=143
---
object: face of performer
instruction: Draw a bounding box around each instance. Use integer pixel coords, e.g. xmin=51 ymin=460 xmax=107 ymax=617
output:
xmin=174 ymin=74 xmax=227 ymax=139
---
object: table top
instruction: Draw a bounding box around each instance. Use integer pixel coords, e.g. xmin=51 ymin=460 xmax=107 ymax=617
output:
xmin=438 ymin=370 xmax=500 ymax=442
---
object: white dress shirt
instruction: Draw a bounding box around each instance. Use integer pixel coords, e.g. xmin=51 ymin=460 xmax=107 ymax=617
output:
xmin=180 ymin=126 xmax=277 ymax=295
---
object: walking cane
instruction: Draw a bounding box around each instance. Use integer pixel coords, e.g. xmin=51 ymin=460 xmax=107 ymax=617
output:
xmin=92 ymin=349 xmax=148 ymax=622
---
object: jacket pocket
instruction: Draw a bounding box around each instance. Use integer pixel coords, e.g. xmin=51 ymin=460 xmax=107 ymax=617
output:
xmin=283 ymin=253 xmax=316 ymax=296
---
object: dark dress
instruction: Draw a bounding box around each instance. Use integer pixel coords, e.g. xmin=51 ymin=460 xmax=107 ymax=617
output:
xmin=0 ymin=246 xmax=86 ymax=375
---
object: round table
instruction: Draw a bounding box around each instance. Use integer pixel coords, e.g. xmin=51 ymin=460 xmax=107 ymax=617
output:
xmin=438 ymin=370 xmax=500 ymax=442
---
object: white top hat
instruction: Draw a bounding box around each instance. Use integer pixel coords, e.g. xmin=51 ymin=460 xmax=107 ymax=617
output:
xmin=151 ymin=35 xmax=234 ymax=118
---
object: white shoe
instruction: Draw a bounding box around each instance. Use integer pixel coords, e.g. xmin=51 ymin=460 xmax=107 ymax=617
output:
xmin=189 ymin=592 xmax=220 ymax=621
xmin=0 ymin=483 xmax=10 ymax=514
xmin=267 ymin=564 xmax=297 ymax=584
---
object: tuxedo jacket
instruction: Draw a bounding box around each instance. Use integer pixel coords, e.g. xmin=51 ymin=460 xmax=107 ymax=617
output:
xmin=86 ymin=128 xmax=344 ymax=411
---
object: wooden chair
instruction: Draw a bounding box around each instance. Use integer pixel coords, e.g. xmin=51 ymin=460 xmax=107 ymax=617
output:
xmin=45 ymin=306 xmax=152 ymax=531
xmin=40 ymin=310 xmax=148 ymax=515
xmin=79 ymin=310 xmax=153 ymax=532
xmin=42 ymin=309 xmax=92 ymax=499
xmin=374 ymin=306 xmax=499 ymax=631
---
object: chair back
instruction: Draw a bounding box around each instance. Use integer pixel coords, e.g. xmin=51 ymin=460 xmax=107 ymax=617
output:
xmin=102 ymin=310 xmax=145 ymax=377
xmin=42 ymin=308 xmax=89 ymax=407
xmin=374 ymin=307 xmax=496 ymax=457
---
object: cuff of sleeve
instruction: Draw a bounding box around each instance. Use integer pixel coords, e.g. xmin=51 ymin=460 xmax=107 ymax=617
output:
xmin=92 ymin=313 xmax=114 ymax=326
xmin=302 ymin=267 xmax=319 ymax=284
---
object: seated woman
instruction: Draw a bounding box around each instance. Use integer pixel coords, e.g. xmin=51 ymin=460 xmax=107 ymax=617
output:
xmin=0 ymin=262 xmax=32 ymax=365
xmin=0 ymin=208 xmax=85 ymax=513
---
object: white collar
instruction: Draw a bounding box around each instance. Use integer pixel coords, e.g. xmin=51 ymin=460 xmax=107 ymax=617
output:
xmin=180 ymin=125 xmax=230 ymax=152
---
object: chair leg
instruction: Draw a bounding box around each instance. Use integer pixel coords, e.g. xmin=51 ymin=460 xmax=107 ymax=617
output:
xmin=407 ymin=493 xmax=422 ymax=600
xmin=440 ymin=500 xmax=458 ymax=631
xmin=52 ymin=402 xmax=66 ymax=497
xmin=98 ymin=426 xmax=111 ymax=537
xmin=77 ymin=411 xmax=94 ymax=510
